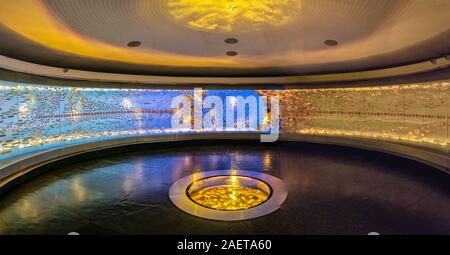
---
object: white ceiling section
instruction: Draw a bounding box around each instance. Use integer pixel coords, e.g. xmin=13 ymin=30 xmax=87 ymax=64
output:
xmin=0 ymin=0 xmax=449 ymax=77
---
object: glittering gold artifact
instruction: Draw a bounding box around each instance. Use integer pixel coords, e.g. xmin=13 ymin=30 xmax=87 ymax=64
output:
xmin=187 ymin=175 xmax=271 ymax=210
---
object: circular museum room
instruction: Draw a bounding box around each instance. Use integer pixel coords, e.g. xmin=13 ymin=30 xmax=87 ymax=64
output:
xmin=0 ymin=0 xmax=449 ymax=237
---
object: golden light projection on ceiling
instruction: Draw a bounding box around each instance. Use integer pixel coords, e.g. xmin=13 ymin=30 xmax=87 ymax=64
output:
xmin=1 ymin=0 xmax=449 ymax=73
xmin=166 ymin=0 xmax=301 ymax=32
xmin=0 ymin=0 xmax=236 ymax=67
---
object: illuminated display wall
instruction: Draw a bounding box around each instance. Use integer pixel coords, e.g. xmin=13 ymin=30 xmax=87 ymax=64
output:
xmin=0 ymin=80 xmax=449 ymax=161
xmin=0 ymin=82 xmax=263 ymax=159
xmin=281 ymin=82 xmax=449 ymax=153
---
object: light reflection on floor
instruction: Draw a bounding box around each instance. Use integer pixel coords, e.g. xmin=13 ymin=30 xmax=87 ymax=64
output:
xmin=0 ymin=143 xmax=449 ymax=234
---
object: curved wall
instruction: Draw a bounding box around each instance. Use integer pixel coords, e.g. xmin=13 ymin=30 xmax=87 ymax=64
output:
xmin=282 ymin=82 xmax=449 ymax=153
xmin=0 ymin=83 xmax=264 ymax=159
xmin=0 ymin=78 xmax=449 ymax=174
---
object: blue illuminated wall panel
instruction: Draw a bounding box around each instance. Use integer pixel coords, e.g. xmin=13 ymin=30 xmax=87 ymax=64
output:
xmin=0 ymin=83 xmax=262 ymax=159
xmin=1 ymin=80 xmax=449 ymax=162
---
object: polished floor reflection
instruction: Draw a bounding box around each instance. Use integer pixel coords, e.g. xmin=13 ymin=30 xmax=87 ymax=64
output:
xmin=0 ymin=143 xmax=449 ymax=234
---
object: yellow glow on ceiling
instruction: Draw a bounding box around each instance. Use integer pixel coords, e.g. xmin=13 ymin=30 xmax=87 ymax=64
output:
xmin=166 ymin=0 xmax=301 ymax=32
xmin=0 ymin=0 xmax=237 ymax=67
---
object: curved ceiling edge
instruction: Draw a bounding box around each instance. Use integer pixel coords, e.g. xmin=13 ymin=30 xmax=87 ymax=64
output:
xmin=0 ymin=54 xmax=449 ymax=86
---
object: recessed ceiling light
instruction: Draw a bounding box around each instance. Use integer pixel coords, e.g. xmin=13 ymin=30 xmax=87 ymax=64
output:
xmin=225 ymin=38 xmax=239 ymax=44
xmin=127 ymin=41 xmax=141 ymax=47
xmin=227 ymin=5 xmax=237 ymax=12
xmin=324 ymin=40 xmax=338 ymax=46
xmin=226 ymin=51 xmax=238 ymax=56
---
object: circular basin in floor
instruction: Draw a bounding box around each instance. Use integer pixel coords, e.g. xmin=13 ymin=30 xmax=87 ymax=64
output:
xmin=0 ymin=142 xmax=448 ymax=234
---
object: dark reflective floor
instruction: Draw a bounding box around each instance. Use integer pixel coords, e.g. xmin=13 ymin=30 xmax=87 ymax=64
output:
xmin=0 ymin=142 xmax=449 ymax=235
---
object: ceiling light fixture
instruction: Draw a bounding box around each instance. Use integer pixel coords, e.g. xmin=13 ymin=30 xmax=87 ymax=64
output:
xmin=127 ymin=41 xmax=142 ymax=47
xmin=226 ymin=51 xmax=238 ymax=56
xmin=225 ymin=38 xmax=239 ymax=44
xmin=227 ymin=5 xmax=237 ymax=11
xmin=324 ymin=40 xmax=338 ymax=46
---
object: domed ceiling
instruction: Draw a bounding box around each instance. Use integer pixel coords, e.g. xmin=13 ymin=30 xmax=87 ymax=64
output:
xmin=0 ymin=0 xmax=449 ymax=76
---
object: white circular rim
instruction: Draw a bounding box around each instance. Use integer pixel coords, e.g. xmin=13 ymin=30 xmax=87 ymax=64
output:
xmin=169 ymin=170 xmax=288 ymax=221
